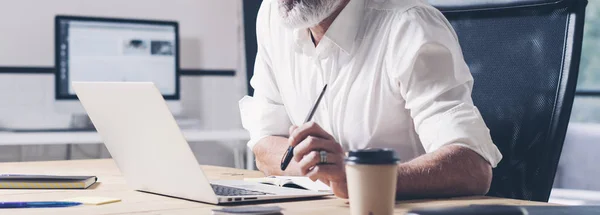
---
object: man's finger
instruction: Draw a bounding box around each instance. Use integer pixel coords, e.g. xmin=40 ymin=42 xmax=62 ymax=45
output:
xmin=306 ymin=165 xmax=322 ymax=181
xmin=289 ymin=122 xmax=334 ymax=147
xmin=305 ymin=164 xmax=342 ymax=182
xmin=297 ymin=150 xmax=343 ymax=175
xmin=319 ymin=178 xmax=331 ymax=187
xmin=288 ymin=125 xmax=298 ymax=136
xmin=298 ymin=151 xmax=319 ymax=175
xmin=293 ymin=136 xmax=341 ymax=162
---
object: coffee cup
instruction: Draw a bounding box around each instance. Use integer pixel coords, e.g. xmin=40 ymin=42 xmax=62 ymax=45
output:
xmin=345 ymin=148 xmax=400 ymax=215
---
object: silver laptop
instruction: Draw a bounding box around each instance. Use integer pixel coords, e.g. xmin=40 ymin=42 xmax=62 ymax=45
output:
xmin=72 ymin=82 xmax=330 ymax=204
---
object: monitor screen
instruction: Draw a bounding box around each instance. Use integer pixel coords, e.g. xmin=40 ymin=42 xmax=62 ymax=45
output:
xmin=55 ymin=16 xmax=179 ymax=100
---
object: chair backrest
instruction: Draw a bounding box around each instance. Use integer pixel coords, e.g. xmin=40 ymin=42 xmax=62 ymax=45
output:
xmin=427 ymin=0 xmax=588 ymax=201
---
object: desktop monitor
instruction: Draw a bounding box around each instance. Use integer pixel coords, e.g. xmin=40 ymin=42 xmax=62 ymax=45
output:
xmin=54 ymin=15 xmax=181 ymax=114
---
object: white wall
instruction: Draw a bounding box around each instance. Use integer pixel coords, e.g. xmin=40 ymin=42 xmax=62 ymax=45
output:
xmin=0 ymin=0 xmax=242 ymax=69
xmin=0 ymin=0 xmax=249 ymax=166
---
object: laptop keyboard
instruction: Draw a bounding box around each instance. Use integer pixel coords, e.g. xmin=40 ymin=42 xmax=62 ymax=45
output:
xmin=211 ymin=184 xmax=271 ymax=196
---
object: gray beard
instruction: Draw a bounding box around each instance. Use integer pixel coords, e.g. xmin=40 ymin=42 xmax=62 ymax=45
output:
xmin=278 ymin=0 xmax=343 ymax=29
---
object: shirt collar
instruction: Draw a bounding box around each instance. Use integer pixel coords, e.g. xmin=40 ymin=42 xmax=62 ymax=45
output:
xmin=324 ymin=0 xmax=366 ymax=54
xmin=293 ymin=0 xmax=366 ymax=55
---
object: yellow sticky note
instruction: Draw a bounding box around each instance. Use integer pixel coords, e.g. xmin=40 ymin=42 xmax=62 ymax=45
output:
xmin=62 ymin=196 xmax=121 ymax=205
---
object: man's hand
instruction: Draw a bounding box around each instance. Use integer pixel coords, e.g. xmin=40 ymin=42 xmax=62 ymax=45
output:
xmin=289 ymin=122 xmax=348 ymax=198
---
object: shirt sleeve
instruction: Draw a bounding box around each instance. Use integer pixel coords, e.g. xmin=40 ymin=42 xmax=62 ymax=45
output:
xmin=387 ymin=6 xmax=503 ymax=167
xmin=239 ymin=1 xmax=293 ymax=150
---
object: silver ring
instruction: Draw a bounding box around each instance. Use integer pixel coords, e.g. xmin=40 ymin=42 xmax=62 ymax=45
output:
xmin=319 ymin=150 xmax=327 ymax=164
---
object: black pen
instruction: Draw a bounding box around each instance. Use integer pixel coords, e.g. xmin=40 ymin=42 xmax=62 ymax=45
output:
xmin=280 ymin=84 xmax=328 ymax=171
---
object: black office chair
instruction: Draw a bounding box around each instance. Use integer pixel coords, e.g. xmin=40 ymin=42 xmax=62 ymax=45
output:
xmin=428 ymin=0 xmax=588 ymax=202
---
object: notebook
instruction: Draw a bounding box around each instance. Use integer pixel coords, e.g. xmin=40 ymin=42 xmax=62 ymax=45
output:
xmin=244 ymin=176 xmax=331 ymax=192
xmin=0 ymin=175 xmax=97 ymax=189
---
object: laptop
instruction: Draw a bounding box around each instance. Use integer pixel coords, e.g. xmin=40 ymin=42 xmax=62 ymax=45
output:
xmin=72 ymin=82 xmax=330 ymax=204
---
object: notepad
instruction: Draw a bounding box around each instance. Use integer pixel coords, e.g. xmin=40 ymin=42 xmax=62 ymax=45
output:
xmin=244 ymin=176 xmax=331 ymax=192
xmin=0 ymin=175 xmax=97 ymax=189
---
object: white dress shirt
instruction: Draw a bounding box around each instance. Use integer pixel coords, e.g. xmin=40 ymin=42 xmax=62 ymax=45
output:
xmin=239 ymin=0 xmax=502 ymax=167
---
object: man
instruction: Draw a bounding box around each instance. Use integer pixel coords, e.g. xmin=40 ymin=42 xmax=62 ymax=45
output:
xmin=240 ymin=0 xmax=502 ymax=199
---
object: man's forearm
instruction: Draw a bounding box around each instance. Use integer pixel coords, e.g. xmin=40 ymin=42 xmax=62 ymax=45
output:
xmin=396 ymin=144 xmax=493 ymax=199
xmin=254 ymin=138 xmax=492 ymax=197
xmin=252 ymin=136 xmax=303 ymax=176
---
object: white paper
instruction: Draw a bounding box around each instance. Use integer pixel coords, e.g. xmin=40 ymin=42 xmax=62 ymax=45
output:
xmin=274 ymin=176 xmax=332 ymax=192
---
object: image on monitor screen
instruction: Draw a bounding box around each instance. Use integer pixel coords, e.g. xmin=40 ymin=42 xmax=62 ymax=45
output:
xmin=55 ymin=15 xmax=179 ymax=100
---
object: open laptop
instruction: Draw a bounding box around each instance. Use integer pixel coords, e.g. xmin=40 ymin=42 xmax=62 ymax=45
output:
xmin=72 ymin=82 xmax=330 ymax=204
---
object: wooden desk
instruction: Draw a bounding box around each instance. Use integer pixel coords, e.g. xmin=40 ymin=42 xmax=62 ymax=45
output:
xmin=0 ymin=159 xmax=551 ymax=214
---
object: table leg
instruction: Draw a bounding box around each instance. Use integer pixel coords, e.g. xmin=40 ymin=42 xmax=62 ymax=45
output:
xmin=18 ymin=145 xmax=23 ymax=162
xmin=232 ymin=146 xmax=242 ymax=169
xmin=97 ymin=144 xmax=103 ymax=158
xmin=246 ymin=146 xmax=255 ymax=170
xmin=225 ymin=140 xmax=251 ymax=169
xmin=66 ymin=144 xmax=72 ymax=160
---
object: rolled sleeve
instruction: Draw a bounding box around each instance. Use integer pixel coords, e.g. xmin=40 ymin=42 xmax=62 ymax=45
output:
xmin=239 ymin=95 xmax=292 ymax=150
xmin=239 ymin=51 xmax=292 ymax=150
xmin=417 ymin=102 xmax=503 ymax=167
xmin=404 ymin=44 xmax=503 ymax=167
xmin=388 ymin=7 xmax=502 ymax=167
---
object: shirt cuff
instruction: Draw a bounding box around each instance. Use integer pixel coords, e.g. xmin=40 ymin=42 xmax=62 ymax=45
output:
xmin=239 ymin=96 xmax=292 ymax=150
xmin=417 ymin=103 xmax=503 ymax=167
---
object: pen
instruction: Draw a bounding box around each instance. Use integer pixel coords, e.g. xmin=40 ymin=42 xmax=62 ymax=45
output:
xmin=0 ymin=201 xmax=82 ymax=209
xmin=280 ymin=84 xmax=328 ymax=171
